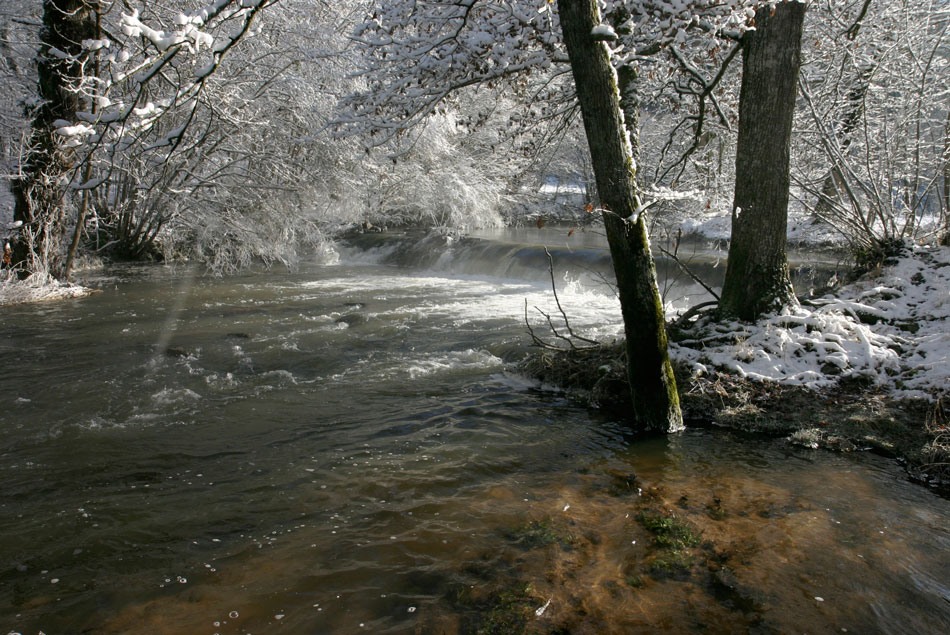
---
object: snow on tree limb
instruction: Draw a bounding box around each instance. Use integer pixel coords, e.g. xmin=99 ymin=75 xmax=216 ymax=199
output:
xmin=336 ymin=0 xmax=776 ymax=145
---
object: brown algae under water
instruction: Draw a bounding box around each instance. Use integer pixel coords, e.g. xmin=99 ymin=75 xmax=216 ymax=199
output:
xmin=35 ymin=432 xmax=950 ymax=635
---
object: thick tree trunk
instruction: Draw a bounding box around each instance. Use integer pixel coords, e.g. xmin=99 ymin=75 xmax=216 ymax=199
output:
xmin=10 ymin=0 xmax=97 ymax=278
xmin=557 ymin=0 xmax=682 ymax=433
xmin=719 ymin=1 xmax=805 ymax=321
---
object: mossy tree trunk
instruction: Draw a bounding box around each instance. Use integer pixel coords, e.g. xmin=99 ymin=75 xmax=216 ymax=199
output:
xmin=719 ymin=1 xmax=806 ymax=321
xmin=557 ymin=0 xmax=682 ymax=433
xmin=10 ymin=0 xmax=97 ymax=278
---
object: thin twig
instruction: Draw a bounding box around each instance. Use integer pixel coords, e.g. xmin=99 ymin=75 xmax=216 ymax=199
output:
xmin=544 ymin=246 xmax=600 ymax=347
xmin=524 ymin=298 xmax=566 ymax=350
xmin=657 ymin=245 xmax=720 ymax=301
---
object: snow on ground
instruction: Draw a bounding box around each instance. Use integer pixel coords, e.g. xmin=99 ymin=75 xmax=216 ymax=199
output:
xmin=676 ymin=209 xmax=846 ymax=246
xmin=0 ymin=272 xmax=94 ymax=306
xmin=672 ymin=245 xmax=950 ymax=400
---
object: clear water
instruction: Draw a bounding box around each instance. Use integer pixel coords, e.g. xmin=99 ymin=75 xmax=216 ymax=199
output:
xmin=1 ymin=231 xmax=948 ymax=634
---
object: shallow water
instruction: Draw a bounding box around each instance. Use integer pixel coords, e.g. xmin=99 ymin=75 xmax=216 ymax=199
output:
xmin=1 ymin=231 xmax=948 ymax=634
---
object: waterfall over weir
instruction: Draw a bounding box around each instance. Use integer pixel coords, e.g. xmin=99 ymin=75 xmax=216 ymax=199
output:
xmin=342 ymin=226 xmax=841 ymax=310
xmin=341 ymin=229 xmax=616 ymax=285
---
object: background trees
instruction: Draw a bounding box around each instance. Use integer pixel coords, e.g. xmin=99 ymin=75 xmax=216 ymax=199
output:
xmin=2 ymin=0 xmax=947 ymax=321
xmin=795 ymin=0 xmax=950 ymax=256
xmin=10 ymin=0 xmax=98 ymax=277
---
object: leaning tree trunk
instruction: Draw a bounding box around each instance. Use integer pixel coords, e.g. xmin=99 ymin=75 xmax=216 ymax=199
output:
xmin=557 ymin=0 xmax=682 ymax=433
xmin=10 ymin=0 xmax=97 ymax=278
xmin=813 ymin=62 xmax=874 ymax=219
xmin=719 ymin=1 xmax=806 ymax=321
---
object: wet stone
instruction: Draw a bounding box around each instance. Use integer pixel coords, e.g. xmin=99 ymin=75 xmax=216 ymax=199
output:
xmin=606 ymin=470 xmax=639 ymax=496
xmin=335 ymin=313 xmax=365 ymax=327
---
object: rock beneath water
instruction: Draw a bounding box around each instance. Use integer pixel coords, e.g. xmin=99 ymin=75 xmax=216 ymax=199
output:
xmin=606 ymin=469 xmax=639 ymax=496
xmin=335 ymin=313 xmax=365 ymax=327
xmin=226 ymin=332 xmax=252 ymax=340
xmin=165 ymin=346 xmax=190 ymax=358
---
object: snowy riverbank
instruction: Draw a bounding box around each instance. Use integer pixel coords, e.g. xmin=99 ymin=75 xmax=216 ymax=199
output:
xmin=0 ymin=272 xmax=96 ymax=306
xmin=673 ymin=245 xmax=950 ymax=401
xmin=522 ymin=244 xmax=950 ymax=493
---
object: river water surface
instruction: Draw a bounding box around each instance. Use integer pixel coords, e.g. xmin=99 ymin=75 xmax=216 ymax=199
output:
xmin=2 ymin=229 xmax=948 ymax=634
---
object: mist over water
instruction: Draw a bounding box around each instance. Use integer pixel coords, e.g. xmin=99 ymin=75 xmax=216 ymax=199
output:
xmin=1 ymin=230 xmax=947 ymax=633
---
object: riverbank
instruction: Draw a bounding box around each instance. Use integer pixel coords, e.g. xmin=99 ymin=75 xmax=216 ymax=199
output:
xmin=521 ymin=245 xmax=950 ymax=495
xmin=523 ymin=348 xmax=948 ymax=491
xmin=0 ymin=271 xmax=97 ymax=306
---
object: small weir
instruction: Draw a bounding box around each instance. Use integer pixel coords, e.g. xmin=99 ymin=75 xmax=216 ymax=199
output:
xmin=1 ymin=229 xmax=946 ymax=633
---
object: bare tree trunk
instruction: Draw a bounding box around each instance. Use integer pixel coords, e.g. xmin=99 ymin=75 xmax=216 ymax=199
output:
xmin=719 ymin=1 xmax=806 ymax=321
xmin=617 ymin=63 xmax=641 ymax=176
xmin=10 ymin=0 xmax=97 ymax=278
xmin=63 ymin=3 xmax=102 ymax=280
xmin=942 ymin=108 xmax=950 ymax=245
xmin=558 ymin=0 xmax=682 ymax=433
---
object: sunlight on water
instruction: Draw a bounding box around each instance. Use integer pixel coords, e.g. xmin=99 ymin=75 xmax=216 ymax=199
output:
xmin=0 ymin=231 xmax=946 ymax=634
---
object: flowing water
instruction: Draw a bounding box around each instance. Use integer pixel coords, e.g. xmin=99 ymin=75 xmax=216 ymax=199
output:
xmin=1 ymin=229 xmax=948 ymax=634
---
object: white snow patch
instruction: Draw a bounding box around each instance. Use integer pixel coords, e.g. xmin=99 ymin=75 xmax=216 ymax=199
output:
xmin=0 ymin=273 xmax=93 ymax=306
xmin=673 ymin=246 xmax=950 ymax=399
xmin=591 ymin=25 xmax=618 ymax=40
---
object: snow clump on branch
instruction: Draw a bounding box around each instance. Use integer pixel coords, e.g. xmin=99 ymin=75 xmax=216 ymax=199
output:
xmin=338 ymin=0 xmax=777 ymax=143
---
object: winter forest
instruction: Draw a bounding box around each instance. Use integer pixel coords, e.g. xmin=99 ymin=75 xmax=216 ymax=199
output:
xmin=3 ymin=1 xmax=950 ymax=633
xmin=3 ymin=0 xmax=949 ymax=278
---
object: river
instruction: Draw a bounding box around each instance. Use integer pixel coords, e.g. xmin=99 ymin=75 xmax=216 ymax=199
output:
xmin=1 ymin=228 xmax=948 ymax=633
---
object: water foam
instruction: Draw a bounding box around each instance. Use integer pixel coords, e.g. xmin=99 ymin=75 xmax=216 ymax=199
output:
xmin=403 ymin=349 xmax=504 ymax=380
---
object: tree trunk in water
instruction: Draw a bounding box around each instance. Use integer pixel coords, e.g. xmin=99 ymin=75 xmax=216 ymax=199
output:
xmin=10 ymin=0 xmax=97 ymax=278
xmin=719 ymin=1 xmax=805 ymax=321
xmin=557 ymin=0 xmax=682 ymax=433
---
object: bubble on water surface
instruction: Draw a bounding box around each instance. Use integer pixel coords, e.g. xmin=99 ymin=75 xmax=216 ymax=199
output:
xmin=229 ymin=611 xmax=239 ymax=618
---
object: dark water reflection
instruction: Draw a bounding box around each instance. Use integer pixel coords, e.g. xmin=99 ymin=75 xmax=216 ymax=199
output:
xmin=0 ymin=240 xmax=947 ymax=634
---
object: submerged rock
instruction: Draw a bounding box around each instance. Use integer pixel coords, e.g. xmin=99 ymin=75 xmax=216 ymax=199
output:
xmin=335 ymin=313 xmax=366 ymax=327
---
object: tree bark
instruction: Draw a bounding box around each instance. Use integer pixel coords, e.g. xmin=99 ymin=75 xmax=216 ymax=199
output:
xmin=63 ymin=3 xmax=102 ymax=280
xmin=10 ymin=0 xmax=97 ymax=278
xmin=719 ymin=1 xmax=806 ymax=321
xmin=813 ymin=62 xmax=874 ymax=219
xmin=557 ymin=0 xmax=682 ymax=433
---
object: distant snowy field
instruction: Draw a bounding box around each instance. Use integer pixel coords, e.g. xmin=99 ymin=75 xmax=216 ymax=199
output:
xmin=677 ymin=210 xmax=846 ymax=246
